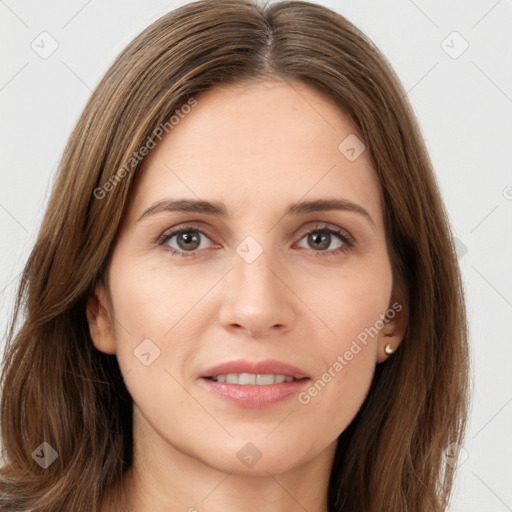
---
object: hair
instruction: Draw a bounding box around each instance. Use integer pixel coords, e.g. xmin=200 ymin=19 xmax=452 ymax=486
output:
xmin=0 ymin=0 xmax=470 ymax=510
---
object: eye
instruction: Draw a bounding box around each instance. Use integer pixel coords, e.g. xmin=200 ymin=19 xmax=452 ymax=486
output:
xmin=295 ymin=224 xmax=355 ymax=256
xmin=159 ymin=226 xmax=213 ymax=256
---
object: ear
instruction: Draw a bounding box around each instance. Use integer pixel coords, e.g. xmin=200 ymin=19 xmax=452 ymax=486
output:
xmin=86 ymin=280 xmax=117 ymax=354
xmin=376 ymin=282 xmax=408 ymax=363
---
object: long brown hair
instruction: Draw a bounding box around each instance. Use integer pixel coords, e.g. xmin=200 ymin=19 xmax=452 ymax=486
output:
xmin=0 ymin=1 xmax=470 ymax=510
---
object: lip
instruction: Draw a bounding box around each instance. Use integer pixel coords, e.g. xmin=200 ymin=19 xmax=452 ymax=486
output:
xmin=199 ymin=358 xmax=311 ymax=409
xmin=200 ymin=358 xmax=310 ymax=380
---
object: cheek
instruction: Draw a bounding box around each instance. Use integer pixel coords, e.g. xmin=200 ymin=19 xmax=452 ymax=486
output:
xmin=290 ymin=260 xmax=392 ymax=431
xmin=296 ymin=347 xmax=374 ymax=446
xmin=109 ymin=256 xmax=217 ymax=336
xmin=106 ymin=257 xmax=218 ymax=384
xmin=300 ymin=257 xmax=393 ymax=348
xmin=106 ymin=263 xmax=212 ymax=431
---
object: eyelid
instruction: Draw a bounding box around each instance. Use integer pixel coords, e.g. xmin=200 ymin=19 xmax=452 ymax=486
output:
xmin=294 ymin=221 xmax=355 ymax=245
xmin=156 ymin=221 xmax=215 ymax=244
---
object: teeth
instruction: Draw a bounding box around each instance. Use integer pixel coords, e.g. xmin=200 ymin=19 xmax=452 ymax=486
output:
xmin=211 ymin=373 xmax=295 ymax=385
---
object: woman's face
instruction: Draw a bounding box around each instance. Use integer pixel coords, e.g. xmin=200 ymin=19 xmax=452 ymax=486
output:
xmin=88 ymin=79 xmax=404 ymax=476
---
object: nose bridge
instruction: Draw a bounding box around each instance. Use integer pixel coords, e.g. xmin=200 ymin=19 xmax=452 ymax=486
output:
xmin=218 ymin=236 xmax=294 ymax=336
xmin=236 ymin=242 xmax=277 ymax=297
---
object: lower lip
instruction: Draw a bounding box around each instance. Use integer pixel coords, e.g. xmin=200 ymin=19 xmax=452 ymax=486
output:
xmin=199 ymin=377 xmax=310 ymax=408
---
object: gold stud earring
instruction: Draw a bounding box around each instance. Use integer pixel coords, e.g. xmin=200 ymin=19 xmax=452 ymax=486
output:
xmin=384 ymin=343 xmax=394 ymax=356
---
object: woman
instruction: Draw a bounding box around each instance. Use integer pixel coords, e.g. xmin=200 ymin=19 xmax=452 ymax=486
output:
xmin=0 ymin=0 xmax=470 ymax=510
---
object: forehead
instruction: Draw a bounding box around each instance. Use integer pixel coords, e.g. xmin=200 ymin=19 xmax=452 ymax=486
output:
xmin=127 ymin=80 xmax=382 ymax=226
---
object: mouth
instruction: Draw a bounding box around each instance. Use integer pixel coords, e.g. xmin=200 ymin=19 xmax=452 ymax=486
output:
xmin=199 ymin=359 xmax=311 ymax=408
xmin=204 ymin=373 xmax=301 ymax=384
xmin=200 ymin=358 xmax=310 ymax=380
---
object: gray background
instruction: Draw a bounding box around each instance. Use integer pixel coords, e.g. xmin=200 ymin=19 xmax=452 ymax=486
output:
xmin=1 ymin=0 xmax=511 ymax=509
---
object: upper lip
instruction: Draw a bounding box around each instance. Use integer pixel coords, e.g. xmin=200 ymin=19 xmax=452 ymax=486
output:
xmin=201 ymin=358 xmax=310 ymax=379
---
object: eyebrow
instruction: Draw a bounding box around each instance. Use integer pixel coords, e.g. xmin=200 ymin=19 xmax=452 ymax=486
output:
xmin=137 ymin=197 xmax=375 ymax=226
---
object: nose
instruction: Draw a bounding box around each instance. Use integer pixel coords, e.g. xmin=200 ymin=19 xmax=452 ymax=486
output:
xmin=218 ymin=247 xmax=295 ymax=338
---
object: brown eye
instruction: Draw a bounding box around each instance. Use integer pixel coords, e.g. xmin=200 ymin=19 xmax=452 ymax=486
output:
xmin=306 ymin=231 xmax=339 ymax=251
xmin=161 ymin=229 xmax=211 ymax=254
xmin=296 ymin=226 xmax=354 ymax=255
xmin=175 ymin=231 xmax=201 ymax=251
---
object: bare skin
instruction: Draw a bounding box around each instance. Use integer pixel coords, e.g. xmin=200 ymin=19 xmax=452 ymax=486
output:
xmin=88 ymin=79 xmax=406 ymax=512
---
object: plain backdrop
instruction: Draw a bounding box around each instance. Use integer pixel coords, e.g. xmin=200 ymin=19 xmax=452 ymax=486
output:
xmin=1 ymin=0 xmax=511 ymax=510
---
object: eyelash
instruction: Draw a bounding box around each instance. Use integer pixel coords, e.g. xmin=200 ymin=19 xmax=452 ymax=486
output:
xmin=157 ymin=222 xmax=356 ymax=258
